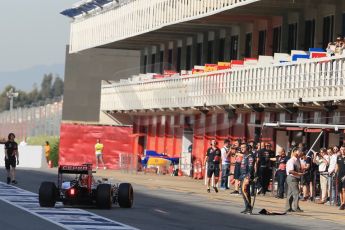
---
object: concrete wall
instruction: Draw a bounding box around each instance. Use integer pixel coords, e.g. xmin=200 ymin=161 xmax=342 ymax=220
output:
xmin=63 ymin=47 xmax=140 ymax=122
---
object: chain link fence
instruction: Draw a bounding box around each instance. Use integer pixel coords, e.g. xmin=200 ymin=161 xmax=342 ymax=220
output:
xmin=0 ymin=97 xmax=63 ymax=139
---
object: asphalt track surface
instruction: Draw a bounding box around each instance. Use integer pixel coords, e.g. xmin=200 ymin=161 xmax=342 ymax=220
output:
xmin=1 ymin=168 xmax=344 ymax=230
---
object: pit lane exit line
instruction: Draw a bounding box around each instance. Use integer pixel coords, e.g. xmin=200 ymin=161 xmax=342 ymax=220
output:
xmin=0 ymin=182 xmax=139 ymax=230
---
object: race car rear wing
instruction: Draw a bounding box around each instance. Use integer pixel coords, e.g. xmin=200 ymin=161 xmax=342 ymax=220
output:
xmin=58 ymin=164 xmax=92 ymax=174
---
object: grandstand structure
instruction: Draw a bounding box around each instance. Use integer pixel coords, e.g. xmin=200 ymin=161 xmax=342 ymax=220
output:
xmin=62 ymin=0 xmax=345 ymax=162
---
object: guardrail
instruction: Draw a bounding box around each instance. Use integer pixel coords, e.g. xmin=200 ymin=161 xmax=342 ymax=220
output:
xmin=69 ymin=0 xmax=260 ymax=53
xmin=101 ymin=56 xmax=345 ymax=111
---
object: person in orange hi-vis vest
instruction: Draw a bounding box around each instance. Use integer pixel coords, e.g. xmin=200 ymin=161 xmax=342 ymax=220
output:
xmin=45 ymin=141 xmax=51 ymax=164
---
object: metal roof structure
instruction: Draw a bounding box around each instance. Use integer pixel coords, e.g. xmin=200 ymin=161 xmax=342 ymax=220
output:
xmin=60 ymin=0 xmax=114 ymax=18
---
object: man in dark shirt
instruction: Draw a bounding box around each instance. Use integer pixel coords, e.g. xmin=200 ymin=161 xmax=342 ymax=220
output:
xmin=4 ymin=133 xmax=19 ymax=184
xmin=336 ymin=146 xmax=345 ymax=210
xmin=257 ymin=143 xmax=275 ymax=194
xmin=204 ymin=139 xmax=221 ymax=193
xmin=239 ymin=143 xmax=254 ymax=214
xmin=274 ymin=148 xmax=288 ymax=199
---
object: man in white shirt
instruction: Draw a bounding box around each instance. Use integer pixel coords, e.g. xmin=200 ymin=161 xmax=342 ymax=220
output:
xmin=285 ymin=149 xmax=304 ymax=212
xmin=314 ymin=148 xmax=330 ymax=204
xmin=220 ymin=139 xmax=231 ymax=190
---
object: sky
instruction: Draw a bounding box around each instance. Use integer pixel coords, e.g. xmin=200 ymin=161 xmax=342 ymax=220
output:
xmin=0 ymin=1 xmax=75 ymax=72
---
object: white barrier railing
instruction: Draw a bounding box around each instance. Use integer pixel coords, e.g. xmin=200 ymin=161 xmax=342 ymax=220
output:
xmin=100 ymin=56 xmax=345 ymax=111
xmin=69 ymin=0 xmax=260 ymax=53
xmin=0 ymin=145 xmax=46 ymax=169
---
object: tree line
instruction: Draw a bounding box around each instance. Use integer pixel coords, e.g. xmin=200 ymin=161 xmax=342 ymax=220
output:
xmin=0 ymin=73 xmax=64 ymax=112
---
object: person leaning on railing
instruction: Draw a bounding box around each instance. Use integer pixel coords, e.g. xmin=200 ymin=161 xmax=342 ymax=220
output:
xmin=327 ymin=36 xmax=345 ymax=56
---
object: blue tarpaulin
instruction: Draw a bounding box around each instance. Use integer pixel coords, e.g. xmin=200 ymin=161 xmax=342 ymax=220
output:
xmin=141 ymin=150 xmax=179 ymax=166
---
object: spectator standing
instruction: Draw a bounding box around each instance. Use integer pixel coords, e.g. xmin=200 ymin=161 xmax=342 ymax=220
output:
xmin=95 ymin=139 xmax=106 ymax=170
xmin=230 ymin=147 xmax=243 ymax=195
xmin=44 ymin=141 xmax=51 ymax=164
xmin=220 ymin=139 xmax=231 ymax=190
xmin=300 ymin=152 xmax=311 ymax=201
xmin=204 ymin=139 xmax=221 ymax=193
xmin=336 ymin=146 xmax=345 ymax=210
xmin=4 ymin=133 xmax=19 ymax=184
xmin=328 ymin=147 xmax=338 ymax=205
xmin=275 ymin=148 xmax=288 ymax=199
xmin=285 ymin=149 xmax=304 ymax=212
xmin=314 ymin=148 xmax=330 ymax=204
xmin=306 ymin=150 xmax=317 ymax=201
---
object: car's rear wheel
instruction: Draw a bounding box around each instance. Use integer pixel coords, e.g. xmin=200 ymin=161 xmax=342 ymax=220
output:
xmin=96 ymin=184 xmax=112 ymax=209
xmin=118 ymin=183 xmax=133 ymax=208
xmin=39 ymin=182 xmax=57 ymax=207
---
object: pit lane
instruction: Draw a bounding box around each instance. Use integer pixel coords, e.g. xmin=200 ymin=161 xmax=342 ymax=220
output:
xmin=1 ymin=168 xmax=344 ymax=230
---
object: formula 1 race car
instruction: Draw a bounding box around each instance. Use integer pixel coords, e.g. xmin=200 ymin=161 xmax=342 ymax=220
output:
xmin=38 ymin=163 xmax=134 ymax=209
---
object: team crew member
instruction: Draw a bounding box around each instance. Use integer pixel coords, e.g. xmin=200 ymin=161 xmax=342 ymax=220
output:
xmin=257 ymin=143 xmax=275 ymax=195
xmin=95 ymin=139 xmax=106 ymax=170
xmin=4 ymin=133 xmax=19 ymax=184
xmin=285 ymin=149 xmax=304 ymax=212
xmin=336 ymin=146 xmax=345 ymax=210
xmin=275 ymin=148 xmax=288 ymax=199
xmin=220 ymin=139 xmax=231 ymax=190
xmin=239 ymin=143 xmax=254 ymax=214
xmin=230 ymin=147 xmax=243 ymax=195
xmin=204 ymin=139 xmax=221 ymax=193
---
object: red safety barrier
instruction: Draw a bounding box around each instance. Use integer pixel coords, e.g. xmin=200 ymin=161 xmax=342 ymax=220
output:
xmin=59 ymin=123 xmax=133 ymax=170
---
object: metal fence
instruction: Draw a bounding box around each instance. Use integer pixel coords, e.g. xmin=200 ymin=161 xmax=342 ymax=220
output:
xmin=0 ymin=97 xmax=63 ymax=139
xmin=119 ymin=152 xmax=139 ymax=174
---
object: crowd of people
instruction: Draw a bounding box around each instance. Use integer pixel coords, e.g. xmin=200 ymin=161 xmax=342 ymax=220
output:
xmin=203 ymin=139 xmax=345 ymax=213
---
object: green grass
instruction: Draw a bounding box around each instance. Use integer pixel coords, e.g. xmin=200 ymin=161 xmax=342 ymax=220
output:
xmin=27 ymin=136 xmax=60 ymax=167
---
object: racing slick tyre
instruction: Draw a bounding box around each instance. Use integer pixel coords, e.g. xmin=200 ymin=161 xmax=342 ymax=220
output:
xmin=39 ymin=182 xmax=57 ymax=207
xmin=118 ymin=183 xmax=134 ymax=208
xmin=96 ymin=184 xmax=112 ymax=209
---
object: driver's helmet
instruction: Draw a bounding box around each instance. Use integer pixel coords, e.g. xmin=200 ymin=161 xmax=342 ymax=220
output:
xmin=80 ymin=174 xmax=89 ymax=186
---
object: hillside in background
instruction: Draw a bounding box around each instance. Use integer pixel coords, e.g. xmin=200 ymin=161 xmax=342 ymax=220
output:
xmin=0 ymin=63 xmax=64 ymax=92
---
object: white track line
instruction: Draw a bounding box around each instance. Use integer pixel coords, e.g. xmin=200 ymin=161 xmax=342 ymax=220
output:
xmin=0 ymin=182 xmax=139 ymax=230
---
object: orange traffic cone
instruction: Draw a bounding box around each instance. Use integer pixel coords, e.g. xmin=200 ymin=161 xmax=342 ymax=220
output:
xmin=178 ymin=167 xmax=183 ymax=176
